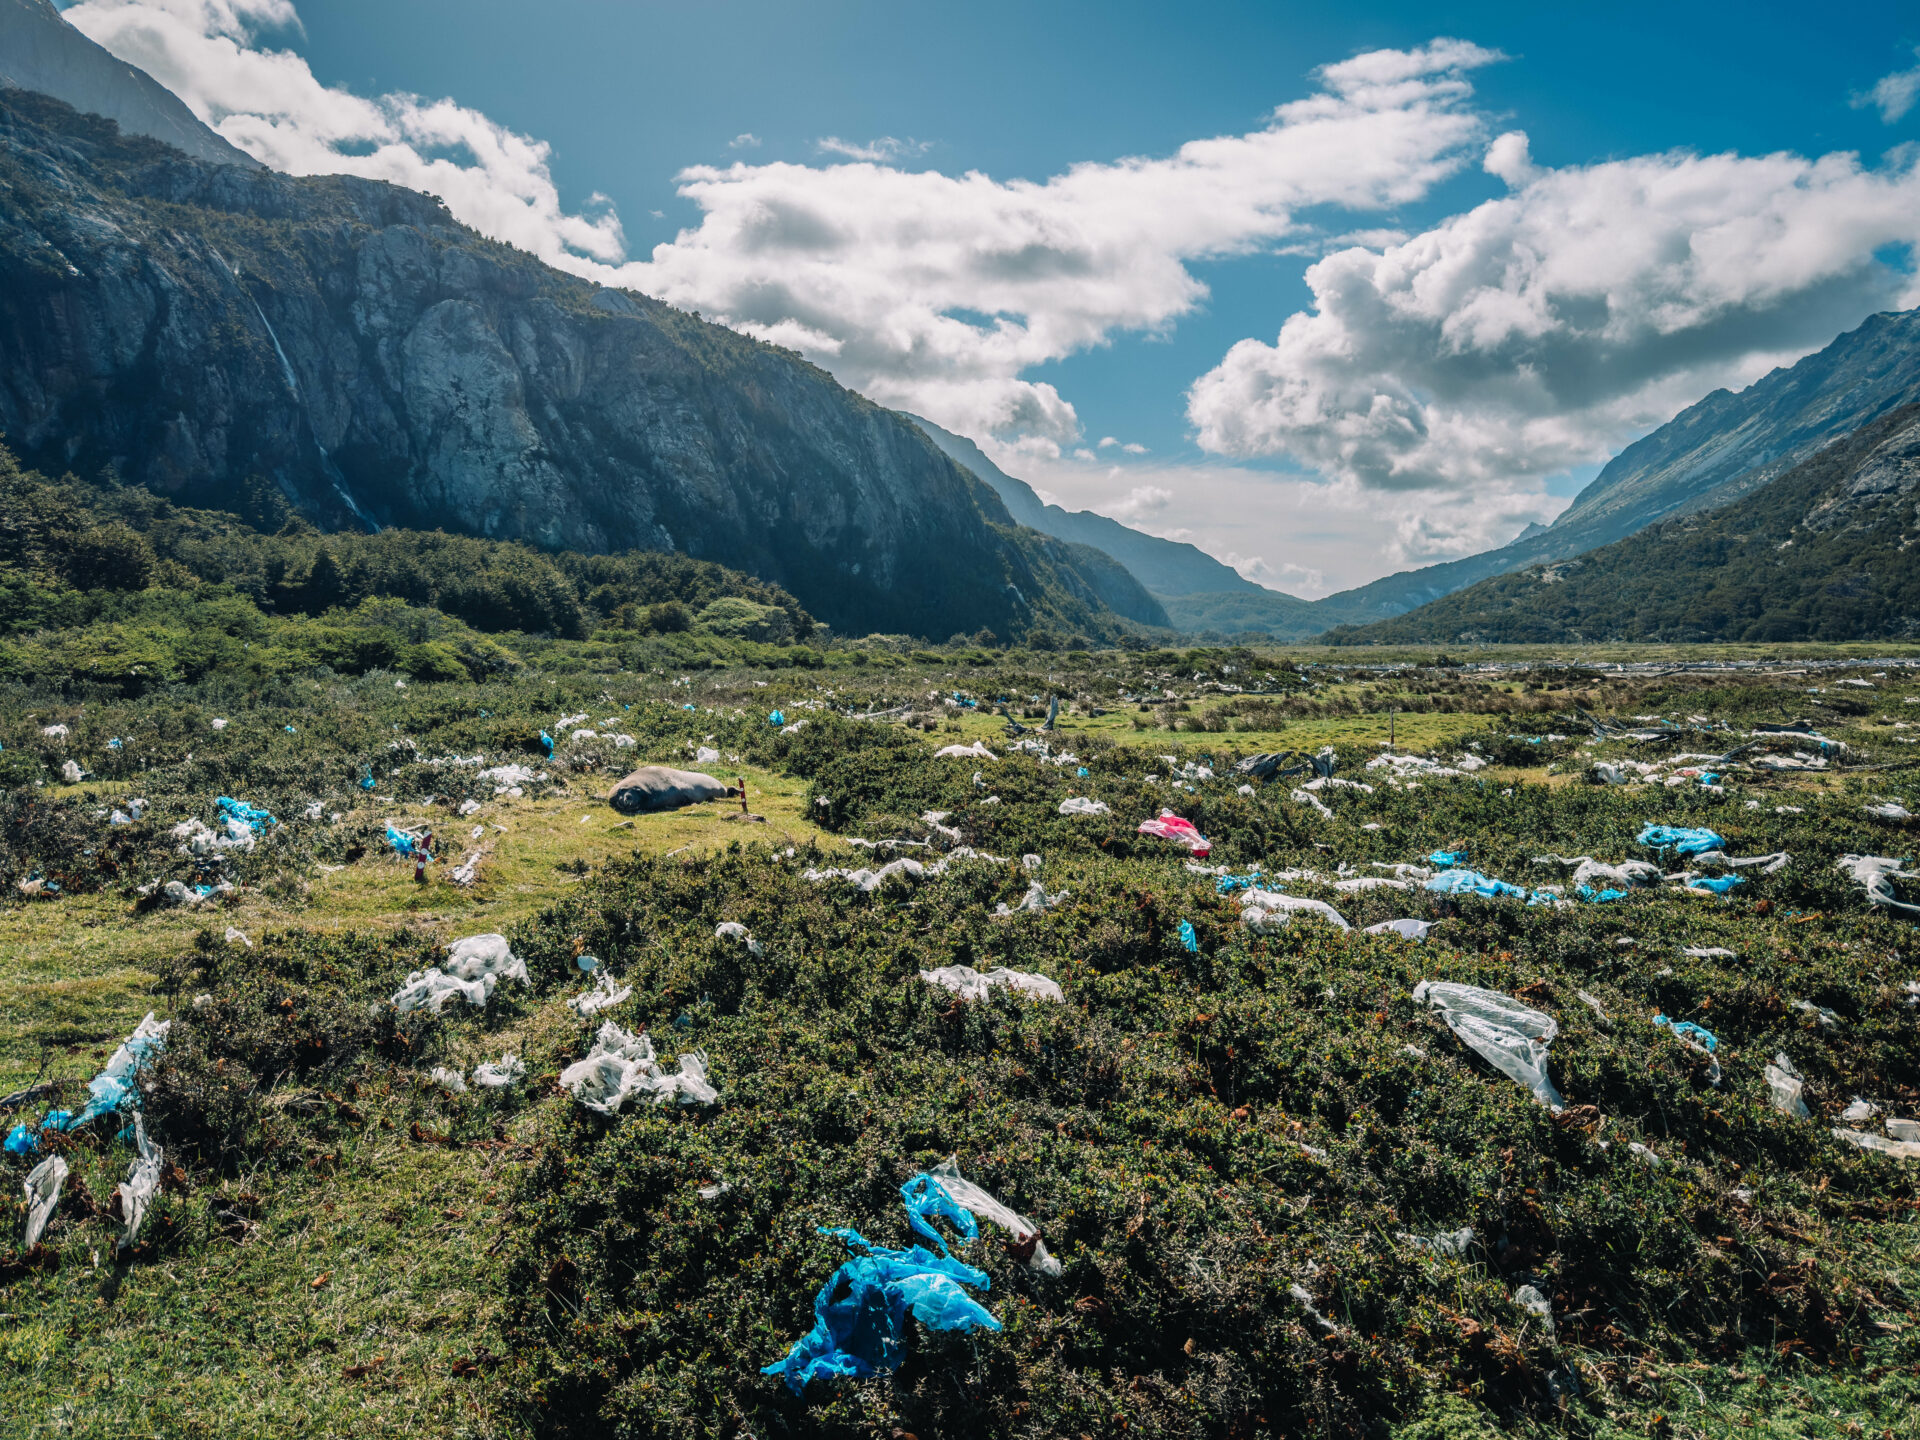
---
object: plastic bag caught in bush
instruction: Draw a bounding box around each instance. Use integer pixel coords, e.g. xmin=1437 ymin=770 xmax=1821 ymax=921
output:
xmin=560 ymin=1022 xmax=716 ymax=1112
xmin=117 ymin=1112 xmax=163 ymax=1249
xmin=1138 ymin=812 xmax=1209 ymax=857
xmin=919 ymin=965 xmax=1063 ymax=1003
xmin=1414 ymin=981 xmax=1565 ymax=1110
xmin=912 ymin=1158 xmax=1063 ymax=1276
xmin=472 ymin=1054 xmax=525 ymax=1089
xmin=1638 ymin=824 xmax=1725 ymax=856
xmin=1767 ymin=1052 xmax=1812 ymax=1118
xmin=51 ymin=1011 xmax=170 ymax=1130
xmin=1058 ymin=797 xmax=1109 ymax=817
xmin=1239 ymin=889 xmax=1350 ymax=932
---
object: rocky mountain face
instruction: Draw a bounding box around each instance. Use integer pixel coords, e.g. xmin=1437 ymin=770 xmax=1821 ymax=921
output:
xmin=1310 ymin=307 xmax=1920 ymax=623
xmin=1326 ymin=404 xmax=1920 ymax=645
xmin=0 ymin=0 xmax=256 ymax=167
xmin=0 ymin=89 xmax=1141 ymax=641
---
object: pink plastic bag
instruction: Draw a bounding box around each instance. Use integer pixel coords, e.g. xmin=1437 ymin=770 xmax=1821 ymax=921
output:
xmin=1138 ymin=811 xmax=1210 ymax=858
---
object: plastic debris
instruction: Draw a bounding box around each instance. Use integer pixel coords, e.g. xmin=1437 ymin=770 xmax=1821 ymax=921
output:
xmin=1652 ymin=1014 xmax=1722 ymax=1084
xmin=1414 ymin=981 xmax=1565 ymax=1110
xmin=560 ymin=1022 xmax=717 ymax=1112
xmin=571 ymin=970 xmax=633 ymax=1017
xmin=1841 ymin=1098 xmax=1878 ymax=1123
xmin=1178 ymin=919 xmax=1199 ymax=953
xmin=1833 ymin=1128 xmax=1920 ymax=1160
xmin=934 ymin=741 xmax=998 ymax=760
xmin=1426 ymin=869 xmax=1554 ymax=904
xmin=430 ymin=1066 xmax=468 ymax=1094
xmin=994 ymin=880 xmax=1069 ymax=917
xmin=1684 ymin=874 xmax=1745 ymax=895
xmin=6 ymin=1123 xmax=38 ymax=1157
xmin=53 ymin=1012 xmax=170 ymax=1130
xmin=697 ymin=1179 xmax=732 ymax=1201
xmin=1837 ymin=854 xmax=1920 ymax=916
xmin=1290 ymin=788 xmax=1335 ymax=819
xmin=1681 ymin=946 xmax=1736 ymax=958
xmin=216 ymin=796 xmax=277 ymax=833
xmin=763 ymin=1169 xmax=1016 ymax=1391
xmin=1138 ymin=811 xmax=1210 ymax=857
xmin=23 ymin=1155 xmax=68 ymax=1249
xmin=913 ymin=1157 xmax=1062 ymax=1276
xmin=1866 ymin=802 xmax=1914 ymax=821
xmin=1366 ymin=918 xmax=1434 ymax=941
xmin=1638 ymin=824 xmax=1726 ymax=856
xmin=769 ymin=710 xmax=785 ymax=727
xmin=919 ymin=965 xmax=1063 ymax=1003
xmin=715 ymin=921 xmax=764 ymax=956
xmin=1428 ymin=849 xmax=1469 ymax=867
xmin=1891 ymin=1118 xmax=1920 ymax=1142
xmin=1057 ymin=797 xmax=1110 ymax=816
xmin=117 ymin=1112 xmax=163 ymax=1249
xmin=392 ymin=934 xmax=529 ymax=1016
xmin=473 ymin=1054 xmax=524 ymax=1089
xmin=224 ymin=927 xmax=251 ymax=948
xmin=1766 ymin=1052 xmax=1812 ymax=1118
xmin=1239 ymin=889 xmax=1351 ymax=932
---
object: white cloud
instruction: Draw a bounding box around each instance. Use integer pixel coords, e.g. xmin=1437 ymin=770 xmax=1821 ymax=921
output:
xmin=1855 ymin=48 xmax=1920 ymax=123
xmin=814 ymin=135 xmax=933 ymax=162
xmin=1097 ymin=435 xmax=1118 ymax=447
xmin=63 ymin=0 xmax=629 ymax=266
xmin=1110 ymin=484 xmax=1174 ymax=522
xmin=1121 ymin=441 xmax=1147 ymax=454
xmin=729 ymin=132 xmax=761 ymax=150
xmin=1188 ymin=137 xmax=1920 ymax=502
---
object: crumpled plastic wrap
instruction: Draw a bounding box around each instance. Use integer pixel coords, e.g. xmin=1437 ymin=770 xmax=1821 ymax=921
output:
xmin=919 ymin=965 xmax=1063 ymax=1003
xmin=23 ymin=1155 xmax=68 ymax=1249
xmin=1239 ymin=888 xmax=1350 ymax=932
xmin=560 ymin=1023 xmax=717 ymax=1112
xmin=117 ymin=1112 xmax=163 ymax=1249
xmin=1414 ymin=981 xmax=1565 ymax=1110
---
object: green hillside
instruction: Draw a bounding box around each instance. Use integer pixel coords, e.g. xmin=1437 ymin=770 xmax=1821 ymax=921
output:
xmin=1325 ymin=404 xmax=1920 ymax=645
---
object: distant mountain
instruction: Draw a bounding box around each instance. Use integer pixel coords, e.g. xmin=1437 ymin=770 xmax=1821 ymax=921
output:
xmin=1325 ymin=404 xmax=1920 ymax=645
xmin=0 ymin=88 xmax=1140 ymax=643
xmin=1310 ymin=307 xmax=1920 ymax=621
xmin=906 ymin=415 xmax=1261 ymax=597
xmin=0 ymin=0 xmax=257 ymax=167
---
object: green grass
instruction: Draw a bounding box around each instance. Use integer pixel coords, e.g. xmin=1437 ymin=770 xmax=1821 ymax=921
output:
xmin=7 ymin=648 xmax=1920 ymax=1439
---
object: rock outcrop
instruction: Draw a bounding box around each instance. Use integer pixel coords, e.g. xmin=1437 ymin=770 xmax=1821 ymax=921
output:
xmin=0 ymin=89 xmax=1142 ymax=640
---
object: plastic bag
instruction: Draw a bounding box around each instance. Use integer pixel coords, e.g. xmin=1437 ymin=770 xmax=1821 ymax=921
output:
xmin=1239 ymin=889 xmax=1351 ymax=932
xmin=1766 ymin=1052 xmax=1811 ymax=1118
xmin=1058 ymin=797 xmax=1110 ymax=816
xmin=473 ymin=1054 xmax=525 ymax=1089
xmin=994 ymin=881 xmax=1070 ymax=917
xmin=1425 ymin=869 xmax=1552 ymax=904
xmin=1652 ymin=1014 xmax=1722 ymax=1084
xmin=23 ymin=1154 xmax=67 ymax=1249
xmin=913 ymin=1158 xmax=1063 ymax=1276
xmin=560 ymin=1022 xmax=717 ymax=1112
xmin=1137 ymin=812 xmax=1210 ymax=857
xmin=919 ymin=965 xmax=1063 ymax=1003
xmin=117 ymin=1112 xmax=163 ymax=1249
xmin=1837 ymin=854 xmax=1920 ymax=916
xmin=934 ymin=741 xmax=997 ymax=760
xmin=1637 ymin=824 xmax=1725 ymax=856
xmin=1833 ymin=1128 xmax=1920 ymax=1160
xmin=56 ymin=1012 xmax=171 ymax=1129
xmin=1414 ymin=981 xmax=1565 ymax=1110
xmin=715 ymin=921 xmax=763 ymax=956
xmin=216 ymin=796 xmax=277 ymax=833
xmin=571 ymin=969 xmax=633 ymax=1017
xmin=443 ymin=934 xmax=529 ymax=985
xmin=1366 ymin=918 xmax=1434 ymax=941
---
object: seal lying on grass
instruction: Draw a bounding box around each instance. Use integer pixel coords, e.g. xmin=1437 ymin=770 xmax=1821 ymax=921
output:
xmin=608 ymin=766 xmax=740 ymax=815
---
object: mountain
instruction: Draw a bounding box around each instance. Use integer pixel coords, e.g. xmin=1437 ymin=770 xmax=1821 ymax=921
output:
xmin=1308 ymin=307 xmax=1920 ymax=621
xmin=1324 ymin=403 xmax=1920 ymax=645
xmin=906 ymin=415 xmax=1258 ymax=597
xmin=0 ymin=0 xmax=257 ymax=168
xmin=0 ymin=87 xmax=1143 ymax=643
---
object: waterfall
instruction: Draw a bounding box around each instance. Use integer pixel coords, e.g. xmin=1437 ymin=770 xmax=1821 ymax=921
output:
xmin=244 ymin=290 xmax=380 ymax=533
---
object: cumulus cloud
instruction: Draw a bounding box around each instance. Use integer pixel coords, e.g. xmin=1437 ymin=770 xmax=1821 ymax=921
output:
xmin=64 ymin=0 xmax=629 ymax=265
xmin=1110 ymin=484 xmax=1174 ymax=522
xmin=1188 ymin=137 xmax=1920 ymax=523
xmin=1855 ymin=48 xmax=1920 ymax=123
xmin=729 ymin=132 xmax=761 ymax=149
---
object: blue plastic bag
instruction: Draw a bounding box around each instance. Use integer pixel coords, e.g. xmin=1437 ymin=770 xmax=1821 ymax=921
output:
xmin=1638 ymin=824 xmax=1725 ymax=856
xmin=386 ymin=824 xmax=419 ymax=858
xmin=1686 ymin=873 xmax=1744 ymax=894
xmin=4 ymin=1123 xmax=37 ymax=1157
xmin=1429 ymin=849 xmax=1470 ymax=866
xmin=217 ymin=796 xmax=278 ymax=832
xmin=1577 ymin=884 xmax=1629 ymax=903
xmin=770 ymin=710 xmax=786 ymax=727
xmin=1178 ymin=920 xmax=1199 ymax=953
xmin=1214 ymin=871 xmax=1264 ymax=894
xmin=1426 ymin=868 xmax=1529 ymax=901
xmin=1653 ymin=1014 xmax=1717 ymax=1052
xmin=765 ymin=1175 xmax=1006 ymax=1392
xmin=539 ymin=730 xmax=555 ymax=757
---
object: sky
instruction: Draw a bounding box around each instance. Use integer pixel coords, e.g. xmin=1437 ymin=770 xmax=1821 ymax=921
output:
xmin=56 ymin=0 xmax=1920 ymax=598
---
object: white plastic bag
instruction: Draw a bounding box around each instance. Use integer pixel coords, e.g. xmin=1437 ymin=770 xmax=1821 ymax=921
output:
xmin=117 ymin=1113 xmax=163 ymax=1249
xmin=473 ymin=1053 xmax=525 ymax=1089
xmin=1766 ymin=1052 xmax=1811 ymax=1118
xmin=1365 ymin=919 xmax=1434 ymax=941
xmin=1414 ymin=981 xmax=1565 ymax=1110
xmin=920 ymin=965 xmax=1064 ymax=1003
xmin=560 ymin=1022 xmax=717 ymax=1112
xmin=571 ymin=969 xmax=633 ymax=1017
xmin=1240 ymin=889 xmax=1350 ymax=932
xmin=926 ymin=1156 xmax=1062 ymax=1276
xmin=24 ymin=1155 xmax=68 ymax=1249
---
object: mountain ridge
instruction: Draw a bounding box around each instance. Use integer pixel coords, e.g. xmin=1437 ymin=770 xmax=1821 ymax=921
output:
xmin=1324 ymin=402 xmax=1920 ymax=645
xmin=0 ymin=86 xmax=1145 ymax=643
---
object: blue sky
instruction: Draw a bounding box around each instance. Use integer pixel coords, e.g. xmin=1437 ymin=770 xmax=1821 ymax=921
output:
xmin=62 ymin=1 xmax=1920 ymax=594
